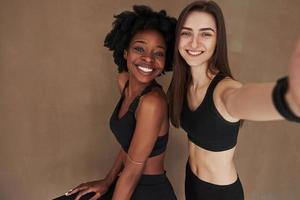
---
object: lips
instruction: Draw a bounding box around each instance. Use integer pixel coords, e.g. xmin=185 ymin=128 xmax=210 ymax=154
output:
xmin=186 ymin=50 xmax=204 ymax=56
xmin=137 ymin=64 xmax=154 ymax=73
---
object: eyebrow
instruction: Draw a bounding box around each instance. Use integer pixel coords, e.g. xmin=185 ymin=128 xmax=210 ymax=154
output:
xmin=133 ymin=40 xmax=166 ymax=50
xmin=182 ymin=27 xmax=216 ymax=32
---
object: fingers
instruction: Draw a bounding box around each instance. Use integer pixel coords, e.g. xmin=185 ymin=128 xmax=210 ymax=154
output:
xmin=74 ymin=190 xmax=92 ymax=200
xmin=66 ymin=184 xmax=88 ymax=196
xmin=90 ymin=193 xmax=101 ymax=200
xmin=64 ymin=189 xmax=73 ymax=196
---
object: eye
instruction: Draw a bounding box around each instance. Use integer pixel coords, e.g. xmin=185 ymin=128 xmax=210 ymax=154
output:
xmin=180 ymin=31 xmax=192 ymax=37
xmin=153 ymin=51 xmax=165 ymax=58
xmin=133 ymin=46 xmax=144 ymax=53
xmin=201 ymin=32 xmax=213 ymax=37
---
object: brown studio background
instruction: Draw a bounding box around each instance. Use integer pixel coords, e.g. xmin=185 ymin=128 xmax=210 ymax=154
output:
xmin=1 ymin=0 xmax=300 ymax=199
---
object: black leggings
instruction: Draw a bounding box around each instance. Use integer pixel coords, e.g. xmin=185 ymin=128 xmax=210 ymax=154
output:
xmin=53 ymin=172 xmax=177 ymax=200
xmin=185 ymin=162 xmax=244 ymax=200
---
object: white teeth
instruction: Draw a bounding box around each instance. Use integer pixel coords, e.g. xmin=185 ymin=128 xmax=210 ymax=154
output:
xmin=138 ymin=66 xmax=153 ymax=73
xmin=187 ymin=50 xmax=203 ymax=56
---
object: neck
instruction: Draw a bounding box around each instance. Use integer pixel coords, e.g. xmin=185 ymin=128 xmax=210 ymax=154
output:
xmin=127 ymin=75 xmax=152 ymax=98
xmin=189 ymin=63 xmax=213 ymax=90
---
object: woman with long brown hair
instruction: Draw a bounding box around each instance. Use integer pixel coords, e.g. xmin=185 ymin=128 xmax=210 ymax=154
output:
xmin=168 ymin=1 xmax=300 ymax=199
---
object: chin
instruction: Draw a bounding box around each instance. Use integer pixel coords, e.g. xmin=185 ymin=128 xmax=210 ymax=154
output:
xmin=135 ymin=71 xmax=161 ymax=84
xmin=134 ymin=75 xmax=156 ymax=84
xmin=186 ymin=60 xmax=206 ymax=67
xmin=181 ymin=54 xmax=210 ymax=68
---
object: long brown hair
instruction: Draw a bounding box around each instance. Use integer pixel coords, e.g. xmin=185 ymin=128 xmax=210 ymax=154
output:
xmin=168 ymin=0 xmax=233 ymax=128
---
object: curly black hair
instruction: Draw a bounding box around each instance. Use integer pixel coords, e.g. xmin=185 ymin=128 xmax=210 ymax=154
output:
xmin=104 ymin=5 xmax=177 ymax=73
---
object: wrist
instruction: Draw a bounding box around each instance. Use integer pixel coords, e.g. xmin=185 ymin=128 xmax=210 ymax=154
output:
xmin=285 ymin=91 xmax=300 ymax=117
xmin=104 ymin=174 xmax=117 ymax=186
xmin=272 ymin=77 xmax=300 ymax=122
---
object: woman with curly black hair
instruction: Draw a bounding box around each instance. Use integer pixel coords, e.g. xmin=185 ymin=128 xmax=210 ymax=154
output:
xmin=53 ymin=5 xmax=177 ymax=200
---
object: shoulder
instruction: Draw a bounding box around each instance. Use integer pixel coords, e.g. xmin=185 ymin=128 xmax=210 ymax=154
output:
xmin=213 ymin=76 xmax=242 ymax=122
xmin=137 ymin=87 xmax=167 ymax=116
xmin=214 ymin=76 xmax=243 ymax=97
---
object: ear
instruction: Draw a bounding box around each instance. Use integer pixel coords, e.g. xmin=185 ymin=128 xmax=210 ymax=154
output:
xmin=123 ymin=50 xmax=128 ymax=60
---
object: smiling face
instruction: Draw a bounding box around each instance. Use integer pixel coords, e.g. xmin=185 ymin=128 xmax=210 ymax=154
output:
xmin=178 ymin=11 xmax=217 ymax=69
xmin=124 ymin=29 xmax=166 ymax=84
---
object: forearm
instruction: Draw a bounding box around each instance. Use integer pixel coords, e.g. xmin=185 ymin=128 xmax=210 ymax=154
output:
xmin=225 ymin=82 xmax=284 ymax=121
xmin=104 ymin=149 xmax=124 ymax=185
xmin=111 ymin=162 xmax=144 ymax=200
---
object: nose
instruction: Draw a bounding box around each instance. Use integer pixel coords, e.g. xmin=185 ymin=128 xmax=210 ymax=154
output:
xmin=142 ymin=52 xmax=154 ymax=63
xmin=191 ymin=35 xmax=198 ymax=49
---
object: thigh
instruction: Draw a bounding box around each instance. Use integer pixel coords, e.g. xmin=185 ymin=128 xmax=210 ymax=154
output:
xmin=53 ymin=180 xmax=117 ymax=200
xmin=221 ymin=178 xmax=244 ymax=200
xmin=132 ymin=175 xmax=177 ymax=200
xmin=53 ymin=175 xmax=177 ymax=200
xmin=53 ymin=192 xmax=96 ymax=200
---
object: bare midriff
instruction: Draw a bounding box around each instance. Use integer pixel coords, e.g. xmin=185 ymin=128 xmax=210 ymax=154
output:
xmin=188 ymin=140 xmax=238 ymax=185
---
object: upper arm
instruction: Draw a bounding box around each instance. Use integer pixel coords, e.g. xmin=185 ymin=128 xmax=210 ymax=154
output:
xmin=111 ymin=92 xmax=167 ymax=199
xmin=117 ymin=72 xmax=129 ymax=93
xmin=217 ymin=78 xmax=283 ymax=121
xmin=126 ymin=91 xmax=167 ymax=165
xmin=214 ymin=78 xmax=243 ymax=121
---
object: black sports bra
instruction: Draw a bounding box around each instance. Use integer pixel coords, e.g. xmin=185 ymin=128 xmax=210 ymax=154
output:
xmin=110 ymin=81 xmax=169 ymax=157
xmin=181 ymin=73 xmax=240 ymax=152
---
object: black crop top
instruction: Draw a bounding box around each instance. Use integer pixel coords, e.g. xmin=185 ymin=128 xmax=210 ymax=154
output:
xmin=181 ymin=73 xmax=240 ymax=152
xmin=110 ymin=81 xmax=169 ymax=157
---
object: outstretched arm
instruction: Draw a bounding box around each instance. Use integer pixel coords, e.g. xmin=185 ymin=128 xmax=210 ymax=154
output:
xmin=220 ymin=39 xmax=300 ymax=121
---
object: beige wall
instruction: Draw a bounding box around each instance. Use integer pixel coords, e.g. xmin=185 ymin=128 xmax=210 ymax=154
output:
xmin=1 ymin=0 xmax=300 ymax=199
